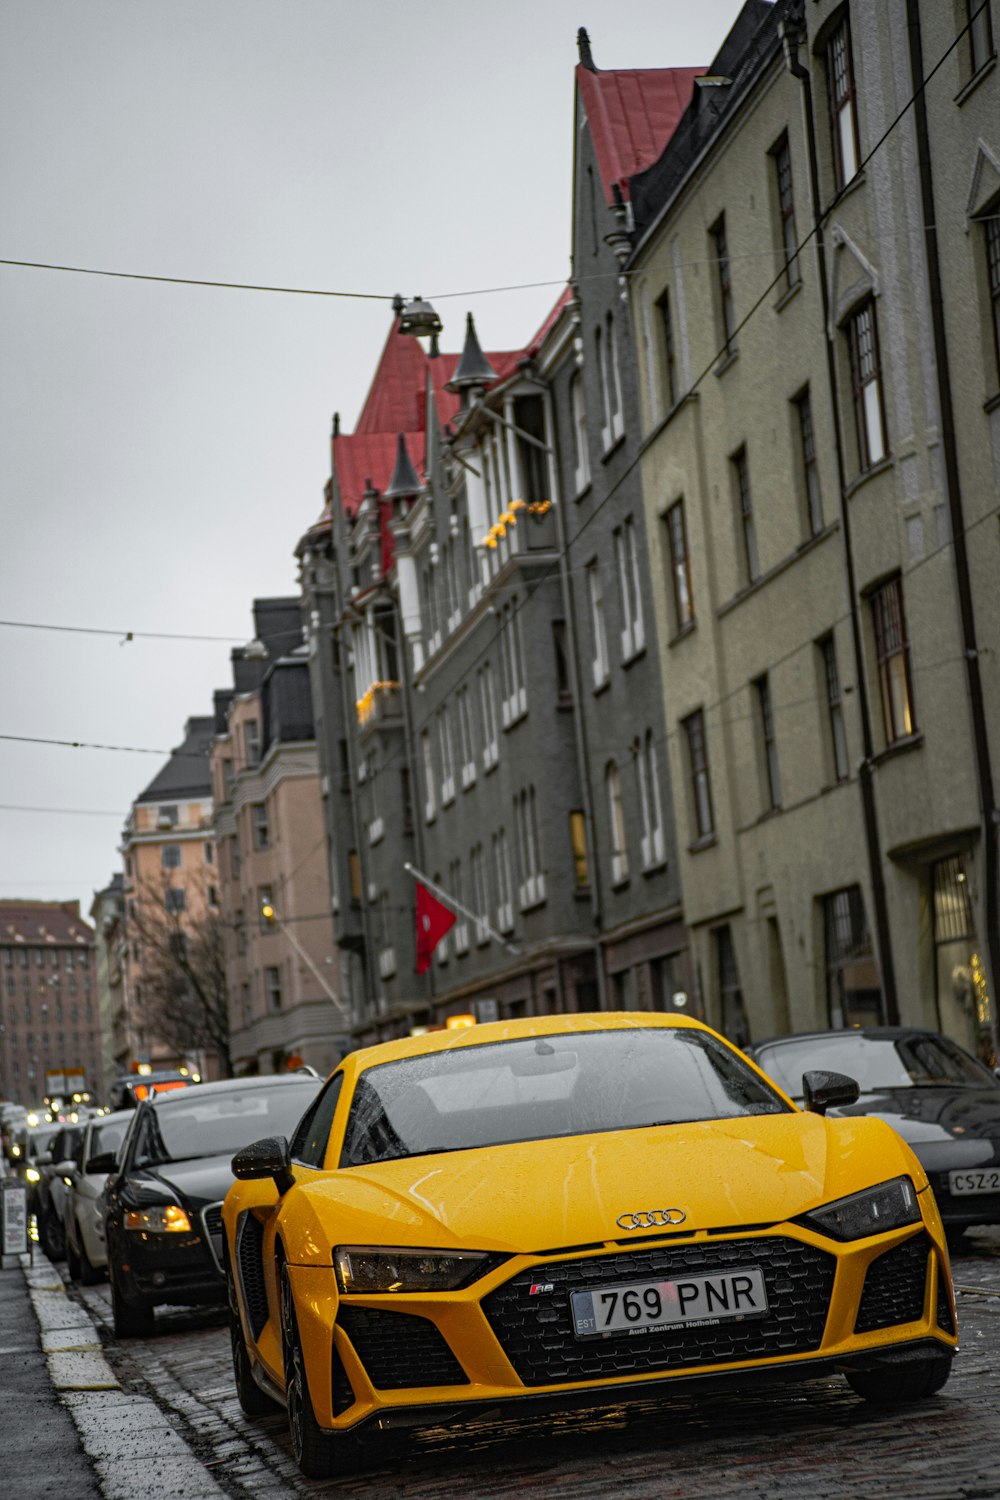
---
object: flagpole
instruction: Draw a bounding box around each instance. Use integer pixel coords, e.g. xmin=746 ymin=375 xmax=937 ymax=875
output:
xmin=260 ymin=902 xmax=353 ymax=1027
xmin=404 ymin=862 xmax=521 ymax=957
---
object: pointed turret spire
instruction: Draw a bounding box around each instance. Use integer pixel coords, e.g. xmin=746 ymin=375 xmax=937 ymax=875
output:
xmin=446 ymin=313 xmax=497 ymax=402
xmin=384 ymin=432 xmax=422 ymax=504
xmin=577 ymin=27 xmax=597 ymax=71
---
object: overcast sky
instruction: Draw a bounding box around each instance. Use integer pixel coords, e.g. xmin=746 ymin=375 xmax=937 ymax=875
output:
xmin=0 ymin=0 xmax=743 ymax=922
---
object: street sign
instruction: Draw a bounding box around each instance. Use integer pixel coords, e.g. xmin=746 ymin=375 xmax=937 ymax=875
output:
xmin=1 ymin=1179 xmax=28 ymax=1260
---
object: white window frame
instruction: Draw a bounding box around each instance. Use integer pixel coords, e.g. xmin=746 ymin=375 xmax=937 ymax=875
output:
xmin=608 ymin=314 xmax=625 ymax=442
xmin=493 ymin=828 xmax=514 ymax=932
xmin=480 ymin=664 xmax=499 ymax=770
xmin=438 ymin=705 xmax=456 ymax=806
xmin=421 ymin=729 xmax=436 ymax=823
xmin=588 ymin=561 xmax=610 ymax=688
xmin=615 ymin=518 xmax=645 ymax=660
xmin=606 ymin=762 xmax=630 ymax=885
xmin=570 ymin=371 xmax=591 ymax=494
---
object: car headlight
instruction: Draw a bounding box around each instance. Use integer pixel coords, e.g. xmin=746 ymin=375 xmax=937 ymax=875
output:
xmin=124 ymin=1204 xmax=192 ymax=1233
xmin=334 ymin=1245 xmax=493 ymax=1293
xmin=799 ymin=1176 xmax=920 ymax=1241
xmin=25 ymin=1167 xmax=40 ymax=1183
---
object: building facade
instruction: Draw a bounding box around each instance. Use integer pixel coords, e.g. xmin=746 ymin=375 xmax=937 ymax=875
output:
xmin=89 ymin=873 xmax=125 ymax=1084
xmin=0 ymin=900 xmax=104 ymax=1105
xmin=624 ymin=0 xmax=998 ymax=1056
xmin=211 ymin=598 xmax=347 ymax=1076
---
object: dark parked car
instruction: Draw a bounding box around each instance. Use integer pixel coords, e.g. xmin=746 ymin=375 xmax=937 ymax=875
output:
xmin=33 ymin=1123 xmax=85 ymax=1260
xmin=749 ymin=1028 xmax=1000 ymax=1244
xmin=103 ymin=1073 xmax=322 ymax=1337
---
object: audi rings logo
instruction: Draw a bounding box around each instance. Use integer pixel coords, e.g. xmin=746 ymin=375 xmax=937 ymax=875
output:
xmin=616 ymin=1208 xmax=687 ymax=1230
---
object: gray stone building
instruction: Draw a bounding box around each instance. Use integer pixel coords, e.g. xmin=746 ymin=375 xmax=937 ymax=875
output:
xmin=624 ymin=0 xmax=998 ymax=1058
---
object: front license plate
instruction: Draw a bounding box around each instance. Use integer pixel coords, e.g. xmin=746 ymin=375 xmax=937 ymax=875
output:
xmin=570 ymin=1266 xmax=768 ymax=1340
xmin=949 ymin=1168 xmax=1000 ymax=1196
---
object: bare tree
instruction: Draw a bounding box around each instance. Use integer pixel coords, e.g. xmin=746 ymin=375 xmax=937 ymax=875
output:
xmin=130 ymin=870 xmax=232 ymax=1077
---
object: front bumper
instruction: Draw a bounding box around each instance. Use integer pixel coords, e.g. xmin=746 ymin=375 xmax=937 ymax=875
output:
xmin=115 ymin=1228 xmax=224 ymax=1307
xmin=285 ymin=1209 xmax=957 ymax=1434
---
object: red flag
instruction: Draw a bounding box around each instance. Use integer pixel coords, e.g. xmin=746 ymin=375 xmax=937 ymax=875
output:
xmin=415 ymin=881 xmax=456 ymax=973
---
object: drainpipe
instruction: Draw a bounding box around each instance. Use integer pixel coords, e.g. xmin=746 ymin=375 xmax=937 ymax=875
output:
xmin=781 ymin=18 xmax=900 ymax=1025
xmin=904 ymin=0 xmax=999 ymax=1060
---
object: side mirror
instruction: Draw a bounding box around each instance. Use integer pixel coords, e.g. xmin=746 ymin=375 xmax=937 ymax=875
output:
xmin=86 ymin=1152 xmax=118 ymax=1176
xmin=232 ymin=1135 xmax=294 ymax=1196
xmin=803 ymin=1070 xmax=861 ymax=1116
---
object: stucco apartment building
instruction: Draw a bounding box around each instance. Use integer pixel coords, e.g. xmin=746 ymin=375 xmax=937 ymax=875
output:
xmin=119 ymin=716 xmax=220 ymax=1071
xmin=0 ymin=899 xmax=104 ymax=1105
xmin=211 ymin=598 xmax=347 ymax=1075
xmin=624 ymin=0 xmax=998 ymax=1056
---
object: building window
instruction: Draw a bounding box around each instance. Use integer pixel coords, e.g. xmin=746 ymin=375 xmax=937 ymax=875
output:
xmin=569 ymin=811 xmax=590 ymax=890
xmin=595 ymin=324 xmax=612 ymax=450
xmin=221 ymin=759 xmax=234 ymax=802
xmin=682 ymin=710 xmax=714 ymax=842
xmin=606 ymin=762 xmax=629 ymax=885
xmin=457 ymin=686 xmax=477 ymax=790
xmin=552 ymin=620 xmax=572 ymax=705
xmin=732 ymin=447 xmax=760 ymax=585
xmin=847 ymin=300 xmax=887 ymax=470
xmin=714 ymin=926 xmax=749 ymax=1048
xmin=256 ymin=885 xmax=274 ymax=930
xmin=587 ymin=560 xmax=610 ymax=688
xmin=795 ymin=388 xmax=823 ymax=536
xmin=754 ymin=674 xmax=782 ymax=812
xmin=823 ymin=885 xmax=882 ymax=1027
xmin=265 ymin=966 xmax=282 ymax=1012
xmin=499 ymin=600 xmax=527 ymax=727
xmin=251 ymin=803 xmax=270 ymax=850
xmin=421 ymin=729 xmax=436 ymax=822
xmin=968 ymin=0 xmax=995 ymax=75
xmin=658 ymin=288 xmax=677 ymax=409
xmin=984 ymin=202 xmax=1000 ymax=388
xmin=158 ymin=804 xmax=179 ymax=827
xmin=932 ymin=854 xmax=990 ymax=1052
xmin=515 ymin=786 xmax=545 ymax=908
xmin=165 ymin=887 xmax=186 ymax=914
xmin=570 ymin=372 xmax=590 ymax=493
xmin=772 ymin=133 xmax=800 ymax=291
xmin=244 ymin=720 xmax=260 ymax=768
xmin=614 ymin=517 xmax=644 ymax=660
xmin=826 ymin=16 xmax=859 ymax=189
xmin=637 ymin=730 xmax=666 ymax=869
xmin=204 ymin=841 xmax=214 ymax=864
xmin=493 ymin=828 xmax=514 ymax=932
xmin=607 ymin=315 xmax=624 ymax=441
xmin=348 ymin=849 xmax=362 ymax=905
xmin=711 ymin=215 xmax=736 ymax=354
xmin=664 ymin=500 xmax=694 ymax=633
xmin=818 ymin=635 xmax=851 ymax=783
xmin=438 ymin=705 xmax=456 ymax=806
xmin=479 ymin=664 xmax=499 ymax=769
xmin=471 ymin=844 xmax=490 ymax=944
xmin=870 ymin=576 xmax=916 ymax=745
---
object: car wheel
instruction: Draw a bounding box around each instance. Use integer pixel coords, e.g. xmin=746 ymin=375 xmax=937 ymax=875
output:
xmin=65 ymin=1237 xmax=82 ymax=1282
xmin=224 ymin=1247 xmax=278 ymax=1416
xmin=40 ymin=1210 xmax=66 ymax=1262
xmin=280 ymin=1261 xmax=364 ymax=1480
xmin=846 ymin=1356 xmax=952 ymax=1404
xmin=109 ymin=1265 xmax=156 ymax=1339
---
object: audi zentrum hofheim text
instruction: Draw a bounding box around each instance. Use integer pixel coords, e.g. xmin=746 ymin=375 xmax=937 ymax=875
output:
xmin=222 ymin=1015 xmax=957 ymax=1481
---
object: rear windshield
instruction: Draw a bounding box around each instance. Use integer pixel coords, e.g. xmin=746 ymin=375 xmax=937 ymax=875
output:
xmin=87 ymin=1117 xmax=130 ymax=1167
xmin=131 ymin=1082 xmax=321 ymax=1168
xmin=755 ymin=1033 xmax=996 ymax=1097
xmin=341 ymin=1028 xmax=788 ymax=1167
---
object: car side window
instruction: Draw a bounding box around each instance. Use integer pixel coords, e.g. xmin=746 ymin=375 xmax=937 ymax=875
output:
xmin=290 ymin=1073 xmax=344 ymax=1169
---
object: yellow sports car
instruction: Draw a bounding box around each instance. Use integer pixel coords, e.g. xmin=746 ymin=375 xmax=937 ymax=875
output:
xmin=222 ymin=1014 xmax=957 ymax=1479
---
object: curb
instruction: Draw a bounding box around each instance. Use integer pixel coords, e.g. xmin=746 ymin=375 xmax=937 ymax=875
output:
xmin=21 ymin=1252 xmax=227 ymax=1500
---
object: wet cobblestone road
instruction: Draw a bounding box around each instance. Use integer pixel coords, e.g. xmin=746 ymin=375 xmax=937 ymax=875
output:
xmin=74 ymin=1231 xmax=1000 ymax=1500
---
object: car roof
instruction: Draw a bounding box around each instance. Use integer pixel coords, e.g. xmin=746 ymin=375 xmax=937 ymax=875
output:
xmin=344 ymin=1011 xmax=711 ymax=1076
xmin=752 ymin=1027 xmax=946 ymax=1050
xmin=146 ymin=1073 xmax=320 ymax=1108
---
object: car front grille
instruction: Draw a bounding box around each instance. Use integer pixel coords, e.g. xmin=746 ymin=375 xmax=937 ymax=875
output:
xmin=482 ymin=1235 xmax=836 ymax=1387
xmin=337 ymin=1306 xmax=469 ymax=1390
xmin=237 ymin=1212 xmax=269 ymax=1340
xmin=854 ymin=1232 xmax=930 ymax=1334
xmin=936 ymin=1275 xmax=956 ymax=1335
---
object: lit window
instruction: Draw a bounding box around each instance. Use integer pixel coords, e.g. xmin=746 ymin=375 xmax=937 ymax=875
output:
xmin=847 ymin=300 xmax=887 ymax=470
xmin=569 ymin=811 xmax=590 ymax=890
xmin=870 ymin=577 xmax=916 ymax=745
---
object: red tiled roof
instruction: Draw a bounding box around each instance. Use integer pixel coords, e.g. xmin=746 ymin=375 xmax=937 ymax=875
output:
xmin=355 ymin=322 xmax=462 ymax=435
xmin=333 ymin=431 xmax=425 ymax=516
xmin=578 ymin=65 xmax=704 ymax=203
xmin=0 ymin=900 xmax=93 ymax=946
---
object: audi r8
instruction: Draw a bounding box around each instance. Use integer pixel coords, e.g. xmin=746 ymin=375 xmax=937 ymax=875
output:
xmin=749 ymin=1027 xmax=1000 ymax=1245
xmin=222 ymin=1014 xmax=957 ymax=1481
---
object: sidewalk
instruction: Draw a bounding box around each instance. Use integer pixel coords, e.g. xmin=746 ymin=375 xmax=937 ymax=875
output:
xmin=3 ymin=1252 xmax=227 ymax=1500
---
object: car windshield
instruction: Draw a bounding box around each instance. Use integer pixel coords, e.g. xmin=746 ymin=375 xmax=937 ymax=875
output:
xmin=132 ymin=1082 xmax=321 ymax=1168
xmin=28 ymin=1126 xmax=60 ymax=1156
xmin=340 ymin=1028 xmax=789 ymax=1167
xmin=755 ymin=1033 xmax=996 ymax=1098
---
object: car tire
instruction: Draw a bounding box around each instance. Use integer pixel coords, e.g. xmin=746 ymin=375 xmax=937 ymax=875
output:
xmin=846 ymin=1356 xmax=952 ymax=1404
xmin=40 ymin=1210 xmax=66 ymax=1262
xmin=280 ymin=1261 xmax=364 ymax=1480
xmin=109 ymin=1265 xmax=156 ymax=1339
xmin=224 ymin=1247 xmax=278 ymax=1416
xmin=66 ymin=1237 xmax=82 ymax=1282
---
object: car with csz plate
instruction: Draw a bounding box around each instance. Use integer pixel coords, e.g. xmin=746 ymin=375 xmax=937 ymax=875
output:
xmin=223 ymin=1013 xmax=958 ymax=1481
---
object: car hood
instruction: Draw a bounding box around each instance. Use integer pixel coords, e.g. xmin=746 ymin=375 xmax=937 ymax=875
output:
xmin=289 ymin=1112 xmax=919 ymax=1259
xmin=138 ymin=1153 xmax=234 ymax=1209
xmin=831 ymin=1086 xmax=1000 ymax=1168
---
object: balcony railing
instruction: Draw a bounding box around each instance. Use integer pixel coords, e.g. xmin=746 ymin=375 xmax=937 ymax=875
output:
xmin=356 ymin=680 xmax=402 ymax=728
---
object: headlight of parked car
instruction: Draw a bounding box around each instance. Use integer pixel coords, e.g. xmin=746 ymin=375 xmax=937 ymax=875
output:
xmin=25 ymin=1167 xmax=40 ymax=1183
xmin=124 ymin=1204 xmax=192 ymax=1233
xmin=799 ymin=1176 xmax=919 ymax=1241
xmin=334 ymin=1245 xmax=493 ymax=1293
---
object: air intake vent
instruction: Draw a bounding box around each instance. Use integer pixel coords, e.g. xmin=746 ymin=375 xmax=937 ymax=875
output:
xmin=337 ymin=1307 xmax=468 ymax=1390
xmin=855 ymin=1233 xmax=929 ymax=1334
xmin=237 ymin=1212 xmax=269 ymax=1340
